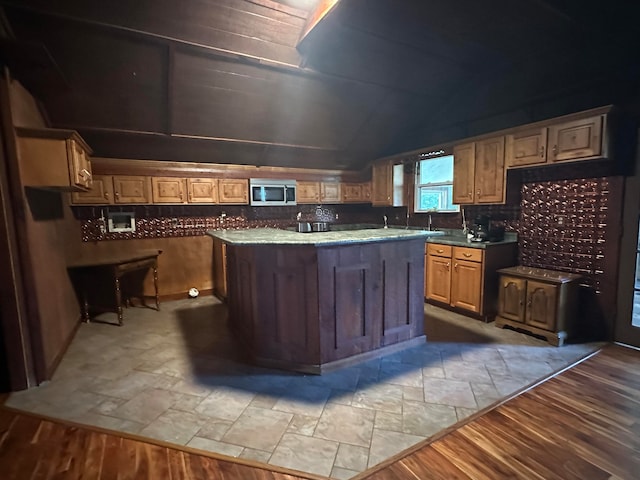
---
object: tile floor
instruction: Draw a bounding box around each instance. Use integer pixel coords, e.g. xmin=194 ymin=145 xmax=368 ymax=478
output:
xmin=5 ymin=296 xmax=602 ymax=479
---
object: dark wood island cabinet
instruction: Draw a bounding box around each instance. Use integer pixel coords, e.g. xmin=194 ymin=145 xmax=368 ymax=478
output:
xmin=208 ymin=228 xmax=435 ymax=373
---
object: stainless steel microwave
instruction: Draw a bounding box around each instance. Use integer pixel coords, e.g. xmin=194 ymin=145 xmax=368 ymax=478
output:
xmin=249 ymin=179 xmax=296 ymax=206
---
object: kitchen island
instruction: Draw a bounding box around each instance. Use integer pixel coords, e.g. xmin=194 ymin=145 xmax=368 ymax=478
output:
xmin=208 ymin=227 xmax=440 ymax=373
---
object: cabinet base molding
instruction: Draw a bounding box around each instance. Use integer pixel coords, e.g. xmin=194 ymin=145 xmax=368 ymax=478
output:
xmin=495 ymin=316 xmax=567 ymax=346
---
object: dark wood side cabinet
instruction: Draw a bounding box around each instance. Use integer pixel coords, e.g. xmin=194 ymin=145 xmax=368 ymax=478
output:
xmin=495 ymin=266 xmax=582 ymax=346
xmin=225 ymin=238 xmax=425 ymax=373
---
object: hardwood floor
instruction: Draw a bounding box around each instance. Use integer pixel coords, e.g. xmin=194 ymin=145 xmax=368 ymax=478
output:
xmin=1 ymin=343 xmax=638 ymax=479
xmin=358 ymin=343 xmax=640 ymax=480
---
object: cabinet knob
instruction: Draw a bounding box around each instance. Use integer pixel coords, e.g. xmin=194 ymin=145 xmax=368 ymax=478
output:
xmin=552 ymin=145 xmax=558 ymax=156
xmin=104 ymin=192 xmax=109 ymax=199
xmin=446 ymin=262 xmax=450 ymax=270
xmin=468 ymin=192 xmax=472 ymax=197
xmin=476 ymin=190 xmax=481 ymax=195
xmin=540 ymin=146 xmax=545 ymax=157
xmin=454 ymin=263 xmax=458 ymax=269
xmin=437 ymin=249 xmax=444 ymax=253
xmin=115 ymin=191 xmax=120 ymax=197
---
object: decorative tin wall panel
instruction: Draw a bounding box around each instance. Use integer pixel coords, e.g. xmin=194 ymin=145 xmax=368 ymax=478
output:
xmin=517 ymin=177 xmax=610 ymax=293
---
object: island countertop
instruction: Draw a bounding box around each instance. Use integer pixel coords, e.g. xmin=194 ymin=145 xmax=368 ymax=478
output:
xmin=207 ymin=227 xmax=444 ymax=246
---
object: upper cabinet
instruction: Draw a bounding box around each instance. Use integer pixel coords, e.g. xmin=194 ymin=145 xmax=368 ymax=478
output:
xmin=453 ymin=136 xmax=505 ymax=204
xmin=506 ymin=127 xmax=548 ymax=167
xmin=341 ymin=182 xmax=370 ymax=203
xmin=113 ymin=175 xmax=152 ymax=204
xmin=152 ymin=177 xmax=186 ymax=203
xmin=320 ymin=182 xmax=341 ymax=203
xmin=548 ymin=115 xmax=603 ymax=163
xmin=16 ymin=127 xmax=93 ymax=191
xmin=71 ymin=174 xmax=114 ymax=204
xmin=506 ymin=113 xmax=606 ymax=168
xmin=188 ymin=178 xmax=218 ymax=203
xmin=297 ymin=181 xmax=321 ymax=203
xmin=218 ymin=179 xmax=248 ymax=204
xmin=371 ymin=161 xmax=404 ymax=206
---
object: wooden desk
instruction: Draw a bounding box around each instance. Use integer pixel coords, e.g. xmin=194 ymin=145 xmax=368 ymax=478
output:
xmin=68 ymin=250 xmax=162 ymax=326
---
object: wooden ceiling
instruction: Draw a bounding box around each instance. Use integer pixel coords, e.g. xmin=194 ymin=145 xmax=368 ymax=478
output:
xmin=1 ymin=0 xmax=639 ymax=171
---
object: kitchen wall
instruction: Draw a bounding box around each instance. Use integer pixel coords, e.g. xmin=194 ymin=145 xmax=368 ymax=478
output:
xmin=73 ymin=156 xmax=626 ymax=342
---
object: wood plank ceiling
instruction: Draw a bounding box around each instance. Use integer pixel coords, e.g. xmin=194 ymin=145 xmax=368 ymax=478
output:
xmin=1 ymin=0 xmax=639 ymax=171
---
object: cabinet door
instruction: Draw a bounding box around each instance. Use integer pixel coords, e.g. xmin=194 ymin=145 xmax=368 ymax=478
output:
xmin=71 ymin=174 xmax=114 ymax=204
xmin=451 ymin=259 xmax=482 ymax=313
xmin=498 ymin=275 xmax=526 ymax=322
xmin=67 ymin=139 xmax=92 ymax=189
xmin=187 ymin=178 xmax=218 ymax=203
xmin=297 ymin=181 xmax=320 ymax=203
xmin=371 ymin=161 xmax=392 ymax=205
xmin=341 ymin=183 xmax=363 ymax=203
xmin=152 ymin=177 xmax=186 ymax=203
xmin=506 ymin=128 xmax=547 ymax=167
xmin=320 ymin=182 xmax=341 ymax=203
xmin=113 ymin=176 xmax=152 ymax=204
xmin=548 ymin=115 xmax=603 ymax=162
xmin=452 ymin=142 xmax=475 ymax=204
xmin=426 ymin=254 xmax=451 ymax=304
xmin=219 ymin=179 xmax=248 ymax=204
xmin=475 ymin=136 xmax=505 ymax=204
xmin=362 ymin=182 xmax=371 ymax=202
xmin=525 ymin=280 xmax=558 ymax=331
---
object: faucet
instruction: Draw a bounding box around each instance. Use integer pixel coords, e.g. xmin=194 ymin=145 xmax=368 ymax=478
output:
xmin=296 ymin=212 xmax=302 ymax=221
xmin=383 ymin=215 xmax=388 ymax=229
xmin=428 ymin=214 xmax=432 ymax=231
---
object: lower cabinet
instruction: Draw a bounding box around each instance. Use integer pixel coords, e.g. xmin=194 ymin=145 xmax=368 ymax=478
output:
xmin=495 ymin=266 xmax=582 ymax=346
xmin=425 ymin=242 xmax=517 ymax=319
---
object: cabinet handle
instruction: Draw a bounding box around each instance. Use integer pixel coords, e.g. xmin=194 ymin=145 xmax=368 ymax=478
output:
xmin=468 ymin=192 xmax=472 ymax=197
xmin=454 ymin=263 xmax=458 ymax=269
xmin=476 ymin=190 xmax=481 ymax=195
xmin=446 ymin=262 xmax=450 ymax=270
xmin=463 ymin=252 xmax=472 ymax=257
xmin=437 ymin=249 xmax=444 ymax=253
xmin=104 ymin=192 xmax=109 ymax=199
xmin=115 ymin=191 xmax=120 ymax=199
xmin=540 ymin=146 xmax=545 ymax=157
xmin=552 ymin=145 xmax=558 ymax=156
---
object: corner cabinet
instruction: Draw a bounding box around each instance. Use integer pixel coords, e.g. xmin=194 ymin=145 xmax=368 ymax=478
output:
xmin=495 ymin=266 xmax=582 ymax=346
xmin=425 ymin=241 xmax=517 ymax=320
xmin=16 ymin=127 xmax=93 ymax=191
xmin=371 ymin=161 xmax=405 ymax=206
xmin=453 ymin=136 xmax=506 ymax=204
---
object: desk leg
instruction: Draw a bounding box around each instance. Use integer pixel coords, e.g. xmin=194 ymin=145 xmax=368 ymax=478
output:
xmin=115 ymin=276 xmax=123 ymax=326
xmin=153 ymin=263 xmax=160 ymax=310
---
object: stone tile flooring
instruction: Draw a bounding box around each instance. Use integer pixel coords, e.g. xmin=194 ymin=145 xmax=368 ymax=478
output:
xmin=5 ymin=297 xmax=602 ymax=479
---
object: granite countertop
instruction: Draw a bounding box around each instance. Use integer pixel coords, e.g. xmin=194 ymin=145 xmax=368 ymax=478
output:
xmin=426 ymin=232 xmax=518 ymax=249
xmin=207 ymin=227 xmax=444 ymax=246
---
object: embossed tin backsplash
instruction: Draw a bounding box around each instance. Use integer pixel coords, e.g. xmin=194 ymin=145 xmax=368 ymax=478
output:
xmin=517 ymin=177 xmax=611 ymax=294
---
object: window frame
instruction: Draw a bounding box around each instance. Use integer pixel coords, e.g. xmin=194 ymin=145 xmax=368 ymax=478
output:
xmin=413 ymin=152 xmax=459 ymax=213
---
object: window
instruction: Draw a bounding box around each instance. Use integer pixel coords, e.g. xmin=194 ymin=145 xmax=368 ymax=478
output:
xmin=414 ymin=154 xmax=459 ymax=213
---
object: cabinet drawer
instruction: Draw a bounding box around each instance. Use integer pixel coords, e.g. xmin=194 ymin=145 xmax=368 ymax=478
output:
xmin=453 ymin=246 xmax=483 ymax=262
xmin=427 ymin=244 xmax=452 ymax=257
